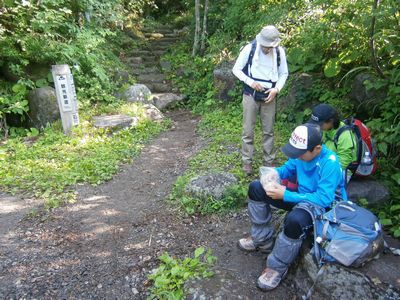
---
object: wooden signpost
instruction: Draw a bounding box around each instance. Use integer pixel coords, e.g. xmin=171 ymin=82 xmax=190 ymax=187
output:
xmin=51 ymin=64 xmax=79 ymax=135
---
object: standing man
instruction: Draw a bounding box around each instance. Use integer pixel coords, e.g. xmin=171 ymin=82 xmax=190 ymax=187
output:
xmin=238 ymin=123 xmax=347 ymax=290
xmin=232 ymin=25 xmax=289 ymax=175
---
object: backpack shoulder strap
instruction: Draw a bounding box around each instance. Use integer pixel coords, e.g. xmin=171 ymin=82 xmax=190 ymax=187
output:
xmin=247 ymin=40 xmax=257 ymax=69
xmin=276 ymin=46 xmax=281 ymax=67
xmin=242 ymin=40 xmax=257 ymax=77
xmin=333 ymin=125 xmax=350 ymax=149
xmin=333 ymin=117 xmax=355 ymax=149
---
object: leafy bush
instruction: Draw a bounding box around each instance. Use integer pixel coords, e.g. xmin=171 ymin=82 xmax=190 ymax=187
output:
xmin=148 ymin=247 xmax=216 ymax=299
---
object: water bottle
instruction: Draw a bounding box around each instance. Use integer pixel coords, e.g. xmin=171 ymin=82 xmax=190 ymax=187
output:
xmin=361 ymin=151 xmax=372 ymax=165
xmin=357 ymin=150 xmax=373 ymax=175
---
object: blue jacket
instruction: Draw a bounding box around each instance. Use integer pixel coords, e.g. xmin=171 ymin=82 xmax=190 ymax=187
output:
xmin=276 ymin=145 xmax=347 ymax=208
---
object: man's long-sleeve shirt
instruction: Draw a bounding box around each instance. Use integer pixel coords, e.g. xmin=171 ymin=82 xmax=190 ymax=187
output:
xmin=232 ymin=42 xmax=289 ymax=91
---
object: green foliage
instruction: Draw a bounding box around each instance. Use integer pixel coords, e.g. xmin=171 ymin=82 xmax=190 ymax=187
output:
xmin=0 ymin=0 xmax=152 ymax=133
xmin=371 ymin=159 xmax=400 ymax=238
xmin=0 ymin=102 xmax=169 ymax=208
xmin=148 ymin=247 xmax=216 ymax=300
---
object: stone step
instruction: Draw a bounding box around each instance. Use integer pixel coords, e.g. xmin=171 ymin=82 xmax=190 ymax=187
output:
xmin=129 ymin=50 xmax=152 ymax=57
xmin=141 ymin=56 xmax=158 ymax=63
xmin=151 ymin=44 xmax=173 ymax=51
xmin=131 ymin=66 xmax=160 ymax=76
xmin=128 ymin=61 xmax=159 ymax=69
xmin=125 ymin=57 xmax=143 ymax=64
xmin=153 ymin=50 xmax=168 ymax=57
xmin=144 ymin=32 xmax=165 ymax=39
xmin=138 ymin=73 xmax=167 ymax=84
xmin=164 ymin=33 xmax=180 ymax=38
xmin=147 ymin=83 xmax=173 ymax=93
xmin=150 ymin=39 xmax=177 ymax=46
xmin=142 ymin=27 xmax=173 ymax=34
xmin=148 ymin=36 xmax=179 ymax=43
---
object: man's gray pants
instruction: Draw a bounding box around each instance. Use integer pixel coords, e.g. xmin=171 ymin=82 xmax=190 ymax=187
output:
xmin=242 ymin=93 xmax=276 ymax=165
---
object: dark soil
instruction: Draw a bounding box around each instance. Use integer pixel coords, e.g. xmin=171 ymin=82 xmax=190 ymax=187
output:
xmin=0 ymin=110 xmax=295 ymax=299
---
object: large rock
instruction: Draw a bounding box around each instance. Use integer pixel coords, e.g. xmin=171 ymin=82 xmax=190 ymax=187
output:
xmin=151 ymin=93 xmax=186 ymax=110
xmin=143 ymin=104 xmax=164 ymax=122
xmin=27 ymin=87 xmax=60 ymax=129
xmin=293 ymin=253 xmax=399 ymax=299
xmin=213 ymin=60 xmax=237 ymax=102
xmin=121 ymin=84 xmax=152 ymax=103
xmin=277 ymin=73 xmax=314 ymax=112
xmin=92 ymin=115 xmax=138 ymax=129
xmin=347 ymin=178 xmax=390 ymax=207
xmin=349 ymin=73 xmax=387 ymax=119
xmin=185 ymin=172 xmax=238 ymax=200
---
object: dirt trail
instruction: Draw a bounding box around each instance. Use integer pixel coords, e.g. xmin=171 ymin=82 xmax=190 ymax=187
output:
xmin=0 ymin=110 xmax=296 ymax=299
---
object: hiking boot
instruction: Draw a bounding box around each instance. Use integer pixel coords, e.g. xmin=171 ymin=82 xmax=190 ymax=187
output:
xmin=257 ymin=267 xmax=287 ymax=291
xmin=237 ymin=237 xmax=274 ymax=253
xmin=242 ymin=164 xmax=252 ymax=175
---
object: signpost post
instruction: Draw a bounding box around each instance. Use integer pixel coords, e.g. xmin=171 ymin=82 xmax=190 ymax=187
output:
xmin=51 ymin=64 xmax=79 ymax=135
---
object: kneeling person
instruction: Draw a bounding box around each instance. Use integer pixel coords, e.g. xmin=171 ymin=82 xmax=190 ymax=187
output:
xmin=238 ymin=123 xmax=347 ymax=291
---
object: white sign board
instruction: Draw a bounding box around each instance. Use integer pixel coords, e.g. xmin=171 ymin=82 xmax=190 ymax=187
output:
xmin=52 ymin=65 xmax=79 ymax=134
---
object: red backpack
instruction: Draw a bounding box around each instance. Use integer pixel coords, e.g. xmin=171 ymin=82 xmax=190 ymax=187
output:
xmin=334 ymin=117 xmax=377 ymax=177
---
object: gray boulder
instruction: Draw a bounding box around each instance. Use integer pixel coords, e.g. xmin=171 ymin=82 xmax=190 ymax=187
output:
xmin=213 ymin=60 xmax=237 ymax=102
xmin=92 ymin=115 xmax=138 ymax=129
xmin=28 ymin=87 xmax=60 ymax=129
xmin=121 ymin=84 xmax=152 ymax=103
xmin=347 ymin=178 xmax=390 ymax=206
xmin=143 ymin=104 xmax=164 ymax=122
xmin=185 ymin=172 xmax=237 ymax=200
xmin=277 ymin=73 xmax=314 ymax=112
xmin=293 ymin=253 xmax=399 ymax=299
xmin=349 ymin=72 xmax=387 ymax=119
xmin=151 ymin=93 xmax=186 ymax=110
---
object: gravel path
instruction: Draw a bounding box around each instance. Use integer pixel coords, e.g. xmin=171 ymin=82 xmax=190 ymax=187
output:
xmin=0 ymin=110 xmax=296 ymax=299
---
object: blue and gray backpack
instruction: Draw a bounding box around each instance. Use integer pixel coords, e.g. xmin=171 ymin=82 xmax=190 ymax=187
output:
xmin=311 ymin=201 xmax=384 ymax=268
xmin=301 ymin=201 xmax=384 ymax=299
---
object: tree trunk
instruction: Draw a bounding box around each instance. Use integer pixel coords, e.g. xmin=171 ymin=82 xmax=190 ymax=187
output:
xmin=370 ymin=0 xmax=384 ymax=78
xmin=192 ymin=0 xmax=201 ymax=56
xmin=200 ymin=0 xmax=209 ymax=55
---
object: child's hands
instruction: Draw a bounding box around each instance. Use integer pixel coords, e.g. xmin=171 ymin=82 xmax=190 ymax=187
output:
xmin=266 ymin=183 xmax=286 ymax=200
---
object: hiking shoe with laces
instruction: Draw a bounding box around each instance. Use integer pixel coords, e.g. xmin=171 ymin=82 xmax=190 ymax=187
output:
xmin=237 ymin=237 xmax=274 ymax=253
xmin=257 ymin=267 xmax=287 ymax=291
xmin=242 ymin=164 xmax=252 ymax=175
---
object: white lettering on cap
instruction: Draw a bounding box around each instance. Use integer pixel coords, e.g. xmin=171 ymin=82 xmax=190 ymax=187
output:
xmin=289 ymin=125 xmax=308 ymax=150
xmin=311 ymin=114 xmax=319 ymax=122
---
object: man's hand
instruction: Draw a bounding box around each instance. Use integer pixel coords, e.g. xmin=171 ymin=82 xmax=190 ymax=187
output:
xmin=264 ymin=87 xmax=278 ymax=103
xmin=266 ymin=183 xmax=286 ymax=200
xmin=251 ymin=82 xmax=264 ymax=92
